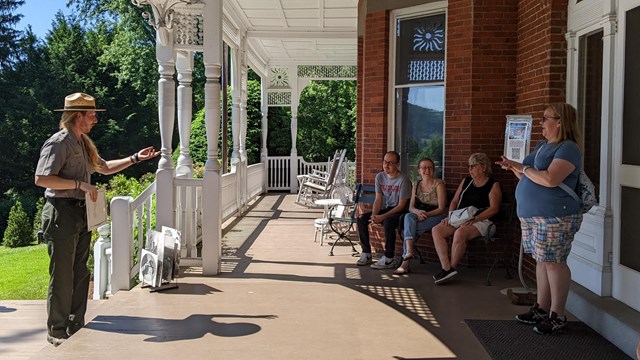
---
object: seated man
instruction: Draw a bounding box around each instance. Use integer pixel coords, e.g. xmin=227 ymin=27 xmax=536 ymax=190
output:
xmin=356 ymin=151 xmax=412 ymax=269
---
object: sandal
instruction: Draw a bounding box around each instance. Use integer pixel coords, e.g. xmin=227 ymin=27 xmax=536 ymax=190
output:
xmin=403 ymin=253 xmax=414 ymax=261
xmin=393 ymin=266 xmax=410 ymax=275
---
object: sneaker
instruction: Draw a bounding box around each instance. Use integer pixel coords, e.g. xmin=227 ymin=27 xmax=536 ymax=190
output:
xmin=47 ymin=334 xmax=67 ymax=347
xmin=433 ymin=268 xmax=458 ymax=284
xmin=533 ymin=311 xmax=568 ymax=335
xmin=370 ymin=255 xmax=398 ymax=269
xmin=356 ymin=253 xmax=372 ymax=266
xmin=515 ymin=303 xmax=547 ymax=324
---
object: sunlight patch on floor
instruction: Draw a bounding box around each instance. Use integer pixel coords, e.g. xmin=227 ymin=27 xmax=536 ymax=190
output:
xmin=244 ymin=263 xmax=335 ymax=278
xmin=356 ymin=284 xmax=439 ymax=327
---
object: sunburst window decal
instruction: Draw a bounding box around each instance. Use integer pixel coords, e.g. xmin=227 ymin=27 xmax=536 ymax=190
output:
xmin=270 ymin=68 xmax=289 ymax=88
xmin=413 ymin=24 xmax=444 ymax=52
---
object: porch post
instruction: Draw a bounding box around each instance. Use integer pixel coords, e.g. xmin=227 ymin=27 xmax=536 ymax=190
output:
xmin=201 ymin=0 xmax=222 ymax=275
xmin=239 ymin=36 xmax=248 ymax=210
xmin=290 ymin=93 xmax=299 ymax=193
xmin=230 ymin=46 xmax=241 ymax=170
xmin=155 ymin=26 xmax=176 ymax=231
xmin=176 ymin=50 xmax=194 ymax=178
xmin=260 ymin=76 xmax=268 ymax=192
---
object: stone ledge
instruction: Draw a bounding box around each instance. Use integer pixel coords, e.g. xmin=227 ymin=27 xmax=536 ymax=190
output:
xmin=567 ymin=281 xmax=640 ymax=358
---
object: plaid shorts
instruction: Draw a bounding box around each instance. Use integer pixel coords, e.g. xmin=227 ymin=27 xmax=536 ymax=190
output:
xmin=519 ymin=214 xmax=583 ymax=263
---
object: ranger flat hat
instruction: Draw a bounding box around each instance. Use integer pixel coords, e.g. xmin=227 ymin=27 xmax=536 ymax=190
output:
xmin=54 ymin=92 xmax=106 ymax=112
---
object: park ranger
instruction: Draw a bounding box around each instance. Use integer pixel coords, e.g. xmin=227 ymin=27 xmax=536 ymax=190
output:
xmin=35 ymin=92 xmax=159 ymax=346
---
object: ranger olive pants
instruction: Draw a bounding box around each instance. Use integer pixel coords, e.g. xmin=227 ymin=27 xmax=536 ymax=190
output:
xmin=41 ymin=198 xmax=91 ymax=338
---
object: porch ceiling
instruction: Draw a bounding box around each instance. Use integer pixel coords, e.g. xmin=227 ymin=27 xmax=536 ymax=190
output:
xmin=225 ymin=0 xmax=358 ymax=66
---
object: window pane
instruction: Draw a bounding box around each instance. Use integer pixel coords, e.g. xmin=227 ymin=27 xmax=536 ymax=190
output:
xmin=621 ymin=186 xmax=640 ymax=271
xmin=395 ymin=86 xmax=445 ymax=180
xmin=578 ymin=30 xmax=602 ymax=195
xmin=622 ymin=6 xmax=640 ymax=165
xmin=396 ymin=14 xmax=446 ymax=85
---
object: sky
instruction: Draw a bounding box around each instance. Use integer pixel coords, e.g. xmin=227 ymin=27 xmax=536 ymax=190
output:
xmin=17 ymin=0 xmax=72 ymax=39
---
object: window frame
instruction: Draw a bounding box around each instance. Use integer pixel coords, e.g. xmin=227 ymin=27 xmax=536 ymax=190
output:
xmin=388 ymin=2 xmax=448 ymax=176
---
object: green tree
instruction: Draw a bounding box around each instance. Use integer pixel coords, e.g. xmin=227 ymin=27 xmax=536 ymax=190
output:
xmin=3 ymin=200 xmax=33 ymax=247
xmin=267 ymin=106 xmax=292 ymax=156
xmin=297 ymin=80 xmax=356 ymax=162
xmin=0 ymin=0 xmax=24 ymax=70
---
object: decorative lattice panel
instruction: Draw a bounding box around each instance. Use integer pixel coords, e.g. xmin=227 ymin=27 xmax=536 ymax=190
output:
xmin=408 ymin=60 xmax=445 ymax=82
xmin=174 ymin=12 xmax=204 ymax=46
xmin=297 ymin=65 xmax=356 ymax=78
xmin=268 ymin=91 xmax=291 ymax=106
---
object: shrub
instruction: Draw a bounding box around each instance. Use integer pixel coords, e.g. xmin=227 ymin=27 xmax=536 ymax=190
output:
xmin=88 ymin=173 xmax=156 ymax=273
xmin=3 ymin=200 xmax=34 ymax=248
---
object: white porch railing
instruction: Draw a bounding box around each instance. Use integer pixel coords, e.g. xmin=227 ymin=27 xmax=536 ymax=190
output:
xmin=108 ymin=181 xmax=157 ymax=295
xmin=266 ymin=155 xmax=355 ymax=191
xmin=175 ymin=177 xmax=202 ymax=265
xmin=97 ymin=162 xmax=266 ymax=299
xmin=266 ymin=156 xmax=297 ymax=190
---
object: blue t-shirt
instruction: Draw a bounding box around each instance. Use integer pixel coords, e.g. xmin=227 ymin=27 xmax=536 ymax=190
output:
xmin=515 ymin=140 xmax=581 ymax=217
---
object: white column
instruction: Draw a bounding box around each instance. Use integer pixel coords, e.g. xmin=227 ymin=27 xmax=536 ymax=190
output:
xmin=230 ymin=47 xmax=241 ymax=170
xmin=239 ymin=39 xmax=248 ymax=210
xmin=176 ymin=50 xmax=194 ymax=178
xmin=155 ymin=28 xmax=176 ymax=231
xmin=239 ymin=37 xmax=248 ymax=163
xmin=260 ymin=77 xmax=269 ymax=192
xmin=201 ymin=0 xmax=222 ymax=275
xmin=290 ymin=83 xmax=300 ymax=193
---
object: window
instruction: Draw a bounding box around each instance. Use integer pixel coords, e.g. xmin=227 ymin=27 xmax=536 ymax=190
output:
xmin=577 ymin=30 xmax=603 ymax=194
xmin=393 ymin=12 xmax=446 ymax=179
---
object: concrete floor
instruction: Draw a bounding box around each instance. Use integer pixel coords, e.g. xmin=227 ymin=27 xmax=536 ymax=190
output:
xmin=1 ymin=194 xmax=529 ymax=359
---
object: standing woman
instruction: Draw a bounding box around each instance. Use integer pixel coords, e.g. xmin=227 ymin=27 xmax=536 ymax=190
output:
xmin=497 ymin=103 xmax=583 ymax=335
xmin=35 ymin=93 xmax=160 ymax=346
xmin=394 ymin=158 xmax=447 ymax=275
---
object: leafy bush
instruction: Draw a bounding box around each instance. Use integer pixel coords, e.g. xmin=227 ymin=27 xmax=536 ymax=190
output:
xmin=88 ymin=173 xmax=157 ymax=273
xmin=3 ymin=200 xmax=34 ymax=248
xmin=104 ymin=173 xmax=156 ymax=209
xmin=0 ymin=189 xmax=38 ymax=239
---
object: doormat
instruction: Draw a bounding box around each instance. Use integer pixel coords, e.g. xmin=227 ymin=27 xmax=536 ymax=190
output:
xmin=465 ymin=319 xmax=632 ymax=360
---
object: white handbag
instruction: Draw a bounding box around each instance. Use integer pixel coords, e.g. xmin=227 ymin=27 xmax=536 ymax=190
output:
xmin=448 ymin=179 xmax=479 ymax=228
xmin=449 ymin=206 xmax=478 ymax=228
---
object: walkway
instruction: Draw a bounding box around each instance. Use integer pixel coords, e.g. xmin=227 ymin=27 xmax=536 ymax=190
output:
xmin=2 ymin=194 xmax=526 ymax=359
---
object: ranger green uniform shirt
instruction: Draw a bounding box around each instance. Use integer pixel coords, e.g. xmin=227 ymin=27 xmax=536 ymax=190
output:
xmin=35 ymin=129 xmax=96 ymax=199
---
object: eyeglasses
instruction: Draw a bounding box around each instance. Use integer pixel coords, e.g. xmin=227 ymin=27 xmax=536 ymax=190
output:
xmin=418 ymin=166 xmax=434 ymax=170
xmin=542 ymin=115 xmax=560 ymax=122
xmin=468 ymin=164 xmax=479 ymax=169
xmin=383 ymin=160 xmax=398 ymax=165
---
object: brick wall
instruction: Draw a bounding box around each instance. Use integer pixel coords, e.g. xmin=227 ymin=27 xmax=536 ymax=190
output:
xmin=357 ymin=35 xmax=364 ymax=183
xmin=515 ymin=0 xmax=569 ymax=280
xmin=446 ymin=0 xmax=519 ymax=194
xmin=357 ymin=1 xmax=569 ymax=277
xmin=357 ymin=10 xmax=390 ymax=185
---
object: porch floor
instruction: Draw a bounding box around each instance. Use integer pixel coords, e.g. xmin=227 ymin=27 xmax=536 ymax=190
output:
xmin=4 ymin=194 xmax=534 ymax=359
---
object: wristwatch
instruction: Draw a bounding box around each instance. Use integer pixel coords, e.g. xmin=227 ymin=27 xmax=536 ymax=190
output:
xmin=522 ymin=165 xmax=531 ymax=174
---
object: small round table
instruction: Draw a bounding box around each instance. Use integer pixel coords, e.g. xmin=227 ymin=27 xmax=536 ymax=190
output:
xmin=313 ymin=199 xmax=344 ymax=245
